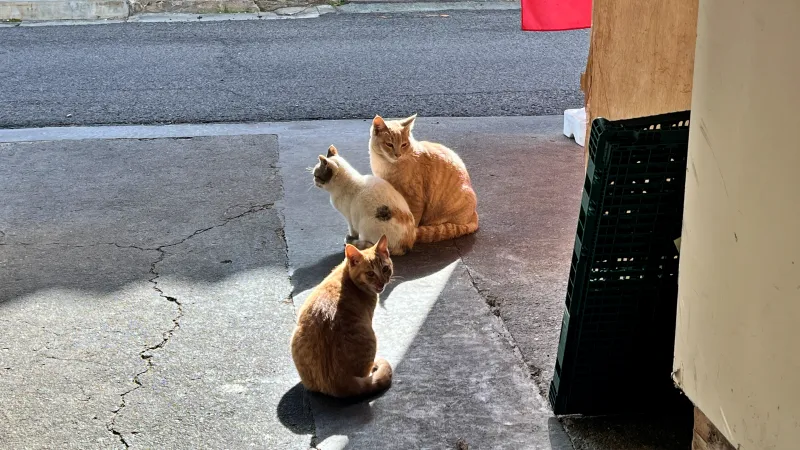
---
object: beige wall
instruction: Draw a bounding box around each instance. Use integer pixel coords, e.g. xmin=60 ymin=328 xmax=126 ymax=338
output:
xmin=673 ymin=1 xmax=800 ymax=448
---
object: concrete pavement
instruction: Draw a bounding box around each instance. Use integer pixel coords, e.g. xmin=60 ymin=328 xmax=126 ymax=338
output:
xmin=0 ymin=117 xmax=691 ymax=449
xmin=0 ymin=135 xmax=304 ymax=447
xmin=0 ymin=116 xmax=582 ymax=449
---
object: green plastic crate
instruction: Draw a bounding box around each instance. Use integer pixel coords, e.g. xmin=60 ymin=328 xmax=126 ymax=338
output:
xmin=548 ymin=111 xmax=691 ymax=415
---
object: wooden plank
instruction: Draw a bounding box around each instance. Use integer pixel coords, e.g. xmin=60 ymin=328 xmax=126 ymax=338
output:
xmin=583 ymin=0 xmax=699 ymax=166
xmin=692 ymin=407 xmax=735 ymax=450
xmin=692 ymin=431 xmax=710 ymax=450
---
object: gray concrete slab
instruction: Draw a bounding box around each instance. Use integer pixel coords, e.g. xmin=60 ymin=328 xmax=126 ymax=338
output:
xmin=442 ymin=124 xmax=584 ymax=392
xmin=0 ymin=117 xmax=690 ymax=449
xmin=273 ymin=115 xmax=583 ymax=397
xmin=0 ymin=0 xmax=128 ymax=21
xmin=113 ymin=211 xmax=306 ymax=449
xmin=277 ymin=116 xmax=581 ymax=449
xmin=0 ymin=137 xmax=278 ymax=249
xmin=0 ymin=246 xmax=169 ymax=449
xmin=0 ymin=135 xmax=307 ymax=448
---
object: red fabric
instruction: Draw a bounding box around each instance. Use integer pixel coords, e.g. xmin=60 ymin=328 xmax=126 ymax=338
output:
xmin=521 ymin=0 xmax=592 ymax=31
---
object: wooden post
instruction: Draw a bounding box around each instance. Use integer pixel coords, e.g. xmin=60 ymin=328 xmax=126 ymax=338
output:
xmin=582 ymin=0 xmax=699 ymax=168
xmin=692 ymin=407 xmax=735 ymax=450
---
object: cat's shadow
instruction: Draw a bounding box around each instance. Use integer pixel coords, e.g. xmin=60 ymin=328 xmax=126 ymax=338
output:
xmin=276 ymin=382 xmax=388 ymax=443
xmin=290 ymin=235 xmax=476 ymax=308
xmin=279 ymin=235 xmax=476 ymax=443
xmin=290 ymin=252 xmax=345 ymax=299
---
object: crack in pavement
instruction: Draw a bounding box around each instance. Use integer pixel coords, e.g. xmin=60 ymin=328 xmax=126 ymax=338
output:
xmin=274 ymin=203 xmax=318 ymax=449
xmin=275 ymin=227 xmax=297 ymax=308
xmin=105 ymin=203 xmax=274 ymax=448
xmin=0 ymin=203 xmax=275 ymax=251
xmin=452 ymin=239 xmax=542 ymax=381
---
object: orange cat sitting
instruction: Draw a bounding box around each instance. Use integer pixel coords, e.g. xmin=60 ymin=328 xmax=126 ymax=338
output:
xmin=369 ymin=114 xmax=478 ymax=243
xmin=290 ymin=236 xmax=394 ymax=398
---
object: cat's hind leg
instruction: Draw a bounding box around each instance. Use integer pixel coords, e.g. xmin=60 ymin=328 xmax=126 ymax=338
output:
xmin=345 ymin=223 xmax=360 ymax=246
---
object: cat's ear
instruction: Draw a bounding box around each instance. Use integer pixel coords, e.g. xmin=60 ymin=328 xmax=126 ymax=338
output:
xmin=372 ymin=115 xmax=387 ymax=132
xmin=318 ymin=155 xmax=328 ymax=165
xmin=327 ymin=145 xmax=338 ymax=157
xmin=375 ymin=235 xmax=389 ymax=257
xmin=399 ymin=114 xmax=417 ymax=130
xmin=345 ymin=244 xmax=364 ymax=266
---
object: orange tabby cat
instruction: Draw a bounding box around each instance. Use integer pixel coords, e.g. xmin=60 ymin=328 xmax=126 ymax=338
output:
xmin=369 ymin=114 xmax=478 ymax=243
xmin=290 ymin=236 xmax=394 ymax=398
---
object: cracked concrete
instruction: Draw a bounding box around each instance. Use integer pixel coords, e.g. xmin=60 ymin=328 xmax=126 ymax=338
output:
xmin=111 ymin=209 xmax=299 ymax=448
xmin=0 ymin=245 xmax=169 ymax=449
xmin=1 ymin=134 xmax=304 ymax=448
xmin=0 ymin=118 xmax=690 ymax=449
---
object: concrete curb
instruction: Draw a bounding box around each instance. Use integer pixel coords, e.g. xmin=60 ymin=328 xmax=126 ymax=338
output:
xmin=0 ymin=0 xmax=128 ymax=21
xmin=0 ymin=0 xmax=517 ymax=24
xmin=337 ymin=0 xmax=516 ymax=13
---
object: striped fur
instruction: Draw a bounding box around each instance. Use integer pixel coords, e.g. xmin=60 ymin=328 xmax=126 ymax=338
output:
xmin=416 ymin=211 xmax=479 ymax=243
xmin=290 ymin=238 xmax=394 ymax=398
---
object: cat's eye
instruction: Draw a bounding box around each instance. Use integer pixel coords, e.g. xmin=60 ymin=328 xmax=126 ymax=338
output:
xmin=386 ymin=143 xmax=394 ymax=149
xmin=382 ymin=266 xmax=390 ymax=274
xmin=401 ymin=143 xmax=408 ymax=148
xmin=367 ymin=271 xmax=376 ymax=278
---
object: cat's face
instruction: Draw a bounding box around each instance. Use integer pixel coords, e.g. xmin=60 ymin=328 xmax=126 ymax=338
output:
xmin=345 ymin=236 xmax=394 ymax=294
xmin=313 ymin=145 xmax=341 ymax=189
xmin=370 ymin=115 xmax=416 ymax=162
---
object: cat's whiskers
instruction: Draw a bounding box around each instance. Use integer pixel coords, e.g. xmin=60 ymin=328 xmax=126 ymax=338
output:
xmin=306 ymin=177 xmax=319 ymax=192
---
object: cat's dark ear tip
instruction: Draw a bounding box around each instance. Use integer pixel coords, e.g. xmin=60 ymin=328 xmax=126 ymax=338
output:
xmin=327 ymin=145 xmax=338 ymax=157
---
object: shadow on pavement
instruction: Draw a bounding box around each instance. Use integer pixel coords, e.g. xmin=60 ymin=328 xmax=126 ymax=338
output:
xmin=276 ymin=383 xmax=316 ymax=436
xmin=287 ymin=237 xmax=473 ymax=308
xmin=289 ymin=251 xmax=345 ymax=298
xmin=0 ymin=135 xmax=285 ymax=307
xmin=559 ymin=398 xmax=694 ymax=450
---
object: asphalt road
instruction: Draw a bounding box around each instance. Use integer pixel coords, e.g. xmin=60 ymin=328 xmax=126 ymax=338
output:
xmin=0 ymin=10 xmax=588 ymax=128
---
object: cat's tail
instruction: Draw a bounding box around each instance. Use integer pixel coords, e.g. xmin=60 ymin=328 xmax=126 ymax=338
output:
xmin=336 ymin=358 xmax=393 ymax=398
xmin=415 ymin=212 xmax=479 ymax=244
